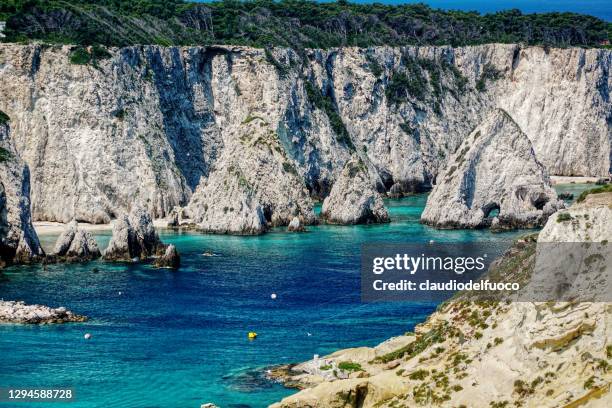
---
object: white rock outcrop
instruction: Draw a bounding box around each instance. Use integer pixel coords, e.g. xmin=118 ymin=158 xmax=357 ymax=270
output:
xmin=421 ymin=109 xmax=564 ymax=229
xmin=0 ymin=300 xmax=86 ymax=324
xmin=52 ymin=220 xmax=101 ymax=261
xmin=103 ymin=206 xmax=167 ymax=261
xmin=0 ymin=44 xmax=609 ymax=225
xmin=321 ymin=156 xmax=390 ymax=225
xmin=0 ymin=122 xmax=44 ymax=265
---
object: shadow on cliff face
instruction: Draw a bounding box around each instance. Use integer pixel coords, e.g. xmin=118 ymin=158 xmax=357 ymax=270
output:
xmin=146 ymin=47 xmax=221 ymax=193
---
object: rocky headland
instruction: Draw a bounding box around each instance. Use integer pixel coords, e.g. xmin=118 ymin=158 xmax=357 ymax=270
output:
xmin=321 ymin=155 xmax=390 ymax=225
xmin=0 ymin=300 xmax=87 ymax=324
xmin=421 ymin=109 xmax=565 ymax=230
xmin=269 ymin=191 xmax=612 ymax=407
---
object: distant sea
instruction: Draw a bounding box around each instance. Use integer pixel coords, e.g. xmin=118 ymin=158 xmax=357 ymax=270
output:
xmin=196 ymin=0 xmax=612 ymax=22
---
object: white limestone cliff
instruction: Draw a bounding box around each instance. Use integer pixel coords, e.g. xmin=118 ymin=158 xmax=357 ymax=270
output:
xmin=0 ymin=122 xmax=44 ymax=265
xmin=0 ymin=44 xmax=608 ymax=227
xmin=421 ymin=109 xmax=564 ymax=229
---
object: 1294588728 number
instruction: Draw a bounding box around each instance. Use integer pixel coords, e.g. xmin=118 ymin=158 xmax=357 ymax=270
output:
xmin=0 ymin=388 xmax=75 ymax=402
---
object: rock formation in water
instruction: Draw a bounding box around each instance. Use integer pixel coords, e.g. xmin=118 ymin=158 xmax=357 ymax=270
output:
xmin=0 ymin=300 xmax=87 ymax=324
xmin=321 ymin=156 xmax=390 ymax=225
xmin=154 ymin=244 xmax=180 ymax=269
xmin=287 ymin=216 xmax=306 ymax=232
xmin=103 ymin=206 xmax=168 ymax=261
xmin=51 ymin=220 xmax=101 ymax=261
xmin=0 ymin=44 xmax=609 ymax=227
xmin=270 ymin=192 xmax=612 ymax=408
xmin=421 ymin=109 xmax=564 ymax=229
xmin=0 ymin=122 xmax=44 ymax=266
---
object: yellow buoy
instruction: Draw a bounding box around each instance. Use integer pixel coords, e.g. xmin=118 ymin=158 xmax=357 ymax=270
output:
xmin=247 ymin=331 xmax=258 ymax=339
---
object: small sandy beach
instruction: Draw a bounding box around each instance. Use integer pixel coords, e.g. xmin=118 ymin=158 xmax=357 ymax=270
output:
xmin=34 ymin=219 xmax=168 ymax=235
xmin=550 ymin=175 xmax=608 ymax=185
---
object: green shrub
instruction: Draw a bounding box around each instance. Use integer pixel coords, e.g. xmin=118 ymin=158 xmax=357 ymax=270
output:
xmin=556 ymin=212 xmax=573 ymax=222
xmin=576 ymin=184 xmax=612 ymax=202
xmin=338 ymin=361 xmax=362 ymax=371
xmin=0 ymin=110 xmax=9 ymax=125
xmin=69 ymin=47 xmax=91 ymax=65
xmin=408 ymin=369 xmax=429 ymax=380
xmin=304 ymin=81 xmax=353 ymax=149
xmin=0 ymin=147 xmax=12 ymax=162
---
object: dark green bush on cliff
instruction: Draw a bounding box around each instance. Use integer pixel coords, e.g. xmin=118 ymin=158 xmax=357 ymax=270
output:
xmin=0 ymin=110 xmax=9 ymax=125
xmin=1 ymin=1 xmax=610 ymax=49
xmin=304 ymin=81 xmax=354 ymax=149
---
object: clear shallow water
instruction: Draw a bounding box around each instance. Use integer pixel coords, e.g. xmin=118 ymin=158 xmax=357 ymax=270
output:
xmin=1 ymin=195 xmax=528 ymax=408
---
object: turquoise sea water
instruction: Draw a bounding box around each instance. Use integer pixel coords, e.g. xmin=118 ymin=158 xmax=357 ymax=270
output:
xmin=1 ymin=194 xmax=536 ymax=407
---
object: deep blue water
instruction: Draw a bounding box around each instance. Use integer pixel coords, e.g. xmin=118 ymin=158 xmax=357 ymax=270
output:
xmin=1 ymin=195 xmax=531 ymax=407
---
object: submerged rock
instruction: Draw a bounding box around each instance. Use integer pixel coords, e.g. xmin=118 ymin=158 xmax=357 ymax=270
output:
xmin=287 ymin=217 xmax=306 ymax=232
xmin=154 ymin=244 xmax=180 ymax=269
xmin=0 ymin=122 xmax=44 ymax=266
xmin=421 ymin=109 xmax=564 ymax=230
xmin=0 ymin=300 xmax=86 ymax=324
xmin=321 ymin=156 xmax=390 ymax=225
xmin=51 ymin=220 xmax=101 ymax=261
xmin=103 ymin=206 xmax=167 ymax=261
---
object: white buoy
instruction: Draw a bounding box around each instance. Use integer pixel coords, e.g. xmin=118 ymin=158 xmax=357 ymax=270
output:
xmin=270 ymin=293 xmax=277 ymax=299
xmin=429 ymin=239 xmax=435 ymax=245
xmin=118 ymin=291 xmax=122 ymax=295
xmin=84 ymin=333 xmax=92 ymax=340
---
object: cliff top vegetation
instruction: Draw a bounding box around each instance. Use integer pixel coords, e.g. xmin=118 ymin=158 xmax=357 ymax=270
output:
xmin=1 ymin=0 xmax=610 ymax=49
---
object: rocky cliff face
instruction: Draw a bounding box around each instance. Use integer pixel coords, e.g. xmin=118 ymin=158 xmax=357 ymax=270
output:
xmin=271 ymin=193 xmax=612 ymax=408
xmin=0 ymin=44 xmax=609 ymax=225
xmin=0 ymin=122 xmax=44 ymax=265
xmin=421 ymin=109 xmax=564 ymax=229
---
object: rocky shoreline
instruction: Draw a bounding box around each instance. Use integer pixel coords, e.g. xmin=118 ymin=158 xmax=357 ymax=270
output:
xmin=269 ymin=192 xmax=612 ymax=407
xmin=0 ymin=300 xmax=87 ymax=324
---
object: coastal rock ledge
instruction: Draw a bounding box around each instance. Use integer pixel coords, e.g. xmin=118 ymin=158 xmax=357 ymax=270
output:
xmin=421 ymin=109 xmax=564 ymax=230
xmin=321 ymin=156 xmax=390 ymax=225
xmin=0 ymin=300 xmax=86 ymax=324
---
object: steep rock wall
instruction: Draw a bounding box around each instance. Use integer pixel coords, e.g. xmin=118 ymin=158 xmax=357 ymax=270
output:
xmin=0 ymin=43 xmax=609 ymax=223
